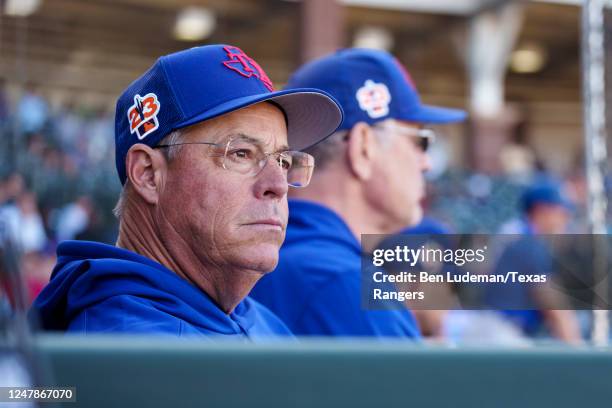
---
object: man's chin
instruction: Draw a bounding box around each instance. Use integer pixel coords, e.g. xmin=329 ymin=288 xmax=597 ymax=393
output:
xmin=400 ymin=207 xmax=423 ymax=229
xmin=411 ymin=209 xmax=424 ymax=226
xmin=238 ymin=244 xmax=281 ymax=273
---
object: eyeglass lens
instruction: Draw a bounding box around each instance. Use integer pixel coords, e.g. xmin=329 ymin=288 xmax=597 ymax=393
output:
xmin=224 ymin=138 xmax=313 ymax=187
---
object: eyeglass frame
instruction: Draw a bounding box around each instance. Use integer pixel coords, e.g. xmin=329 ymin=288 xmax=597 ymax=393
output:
xmin=372 ymin=120 xmax=436 ymax=152
xmin=341 ymin=120 xmax=436 ymax=152
xmin=153 ymin=135 xmax=315 ymax=188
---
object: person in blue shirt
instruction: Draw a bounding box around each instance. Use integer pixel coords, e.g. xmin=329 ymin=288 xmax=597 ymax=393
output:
xmin=30 ymin=44 xmax=343 ymax=339
xmin=251 ymin=48 xmax=466 ymax=338
xmin=492 ymin=179 xmax=582 ymax=343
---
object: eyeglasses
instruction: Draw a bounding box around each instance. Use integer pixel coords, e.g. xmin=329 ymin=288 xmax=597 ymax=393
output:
xmin=372 ymin=121 xmax=436 ymax=152
xmin=155 ymin=135 xmax=315 ymax=188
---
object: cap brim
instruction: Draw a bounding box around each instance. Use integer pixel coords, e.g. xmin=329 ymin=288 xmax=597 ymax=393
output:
xmin=404 ymin=104 xmax=467 ymax=124
xmin=175 ymin=88 xmax=343 ymax=151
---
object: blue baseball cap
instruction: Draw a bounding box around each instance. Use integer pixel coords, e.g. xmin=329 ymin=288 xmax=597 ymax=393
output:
xmin=521 ymin=181 xmax=573 ymax=213
xmin=114 ymin=44 xmax=343 ymax=184
xmin=285 ymin=48 xmax=466 ymax=130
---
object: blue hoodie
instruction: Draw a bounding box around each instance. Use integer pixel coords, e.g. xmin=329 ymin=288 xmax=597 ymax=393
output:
xmin=30 ymin=241 xmax=292 ymax=339
xmin=250 ymin=199 xmax=421 ymax=338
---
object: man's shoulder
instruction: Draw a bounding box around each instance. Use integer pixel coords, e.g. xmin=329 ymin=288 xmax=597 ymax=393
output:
xmin=293 ymin=270 xmax=421 ymax=338
xmin=67 ymin=294 xmax=185 ymax=334
xmin=35 ymin=242 xmax=219 ymax=334
xmin=52 ymin=240 xmax=179 ymax=284
xmin=279 ymin=238 xmax=361 ymax=277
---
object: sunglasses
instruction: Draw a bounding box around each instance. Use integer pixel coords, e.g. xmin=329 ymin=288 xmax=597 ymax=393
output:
xmin=373 ymin=121 xmax=436 ymax=152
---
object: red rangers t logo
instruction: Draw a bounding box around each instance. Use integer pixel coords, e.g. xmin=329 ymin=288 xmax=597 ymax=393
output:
xmin=356 ymin=80 xmax=391 ymax=119
xmin=222 ymin=46 xmax=274 ymax=91
xmin=127 ymin=93 xmax=161 ymax=140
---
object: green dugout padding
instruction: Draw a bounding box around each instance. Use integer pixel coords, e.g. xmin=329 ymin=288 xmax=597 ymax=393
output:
xmin=31 ymin=335 xmax=612 ymax=408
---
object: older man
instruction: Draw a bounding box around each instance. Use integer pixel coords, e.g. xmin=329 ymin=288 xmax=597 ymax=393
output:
xmin=31 ymin=45 xmax=342 ymax=338
xmin=251 ymin=48 xmax=466 ymax=337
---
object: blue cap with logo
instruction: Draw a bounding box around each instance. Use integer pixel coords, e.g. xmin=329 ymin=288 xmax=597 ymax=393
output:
xmin=285 ymin=48 xmax=466 ymax=130
xmin=114 ymin=44 xmax=344 ymax=184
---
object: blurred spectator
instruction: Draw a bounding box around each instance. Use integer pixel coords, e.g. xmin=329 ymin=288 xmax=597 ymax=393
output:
xmin=0 ymin=191 xmax=47 ymax=253
xmin=20 ymin=251 xmax=55 ymax=304
xmin=490 ymin=180 xmax=582 ymax=344
xmin=54 ymin=196 xmax=93 ymax=242
xmin=53 ymin=101 xmax=83 ymax=153
xmin=499 ymin=119 xmax=537 ymax=183
xmin=86 ymin=107 xmax=113 ymax=164
xmin=0 ymin=173 xmax=25 ymax=205
xmin=17 ymin=84 xmax=49 ymax=135
xmin=499 ymin=143 xmax=536 ymax=181
xmin=499 ymin=178 xmax=571 ymax=234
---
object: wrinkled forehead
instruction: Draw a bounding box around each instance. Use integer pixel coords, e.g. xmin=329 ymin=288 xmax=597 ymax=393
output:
xmin=180 ymin=102 xmax=288 ymax=149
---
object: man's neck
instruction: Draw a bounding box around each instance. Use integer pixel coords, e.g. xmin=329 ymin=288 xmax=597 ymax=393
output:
xmin=289 ymin=173 xmax=390 ymax=242
xmin=116 ymin=203 xmax=256 ymax=314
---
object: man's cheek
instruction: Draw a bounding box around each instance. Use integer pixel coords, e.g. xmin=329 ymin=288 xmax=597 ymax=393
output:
xmin=281 ymin=200 xmax=289 ymax=225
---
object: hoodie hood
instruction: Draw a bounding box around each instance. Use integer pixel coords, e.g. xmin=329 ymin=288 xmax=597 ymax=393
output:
xmin=31 ymin=241 xmax=290 ymax=338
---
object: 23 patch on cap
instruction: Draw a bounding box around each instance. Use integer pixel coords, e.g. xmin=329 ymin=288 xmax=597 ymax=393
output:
xmin=127 ymin=93 xmax=161 ymax=140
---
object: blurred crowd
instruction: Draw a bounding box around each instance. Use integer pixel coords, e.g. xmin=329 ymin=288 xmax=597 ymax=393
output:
xmin=424 ymin=167 xmax=590 ymax=234
xmin=0 ymin=83 xmax=121 ymax=303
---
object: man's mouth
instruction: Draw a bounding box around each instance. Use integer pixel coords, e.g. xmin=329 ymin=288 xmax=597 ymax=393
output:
xmin=244 ymin=219 xmax=285 ymax=231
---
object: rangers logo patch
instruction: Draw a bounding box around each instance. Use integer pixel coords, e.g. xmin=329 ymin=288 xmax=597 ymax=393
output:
xmin=127 ymin=93 xmax=161 ymax=140
xmin=356 ymin=80 xmax=391 ymax=119
xmin=222 ymin=46 xmax=274 ymax=91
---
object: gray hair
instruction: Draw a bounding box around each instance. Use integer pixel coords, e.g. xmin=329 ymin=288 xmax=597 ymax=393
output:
xmin=303 ymin=130 xmax=348 ymax=171
xmin=113 ymin=129 xmax=184 ymax=219
xmin=158 ymin=129 xmax=184 ymax=161
xmin=303 ymin=124 xmax=393 ymax=171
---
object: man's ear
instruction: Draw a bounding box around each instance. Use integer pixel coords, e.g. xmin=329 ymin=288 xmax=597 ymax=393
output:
xmin=346 ymin=122 xmax=378 ymax=181
xmin=124 ymin=144 xmax=166 ymax=205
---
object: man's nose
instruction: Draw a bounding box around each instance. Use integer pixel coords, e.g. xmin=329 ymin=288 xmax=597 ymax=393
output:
xmin=254 ymin=155 xmax=289 ymax=199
